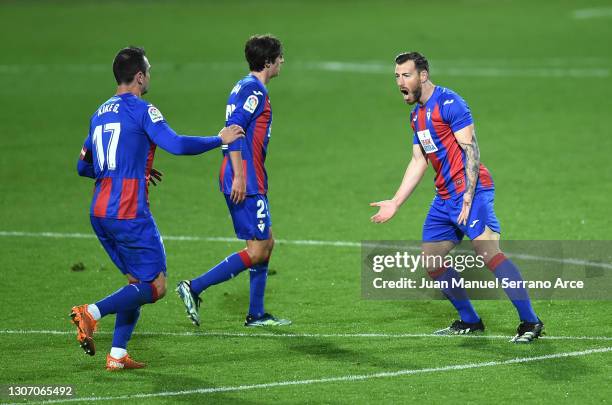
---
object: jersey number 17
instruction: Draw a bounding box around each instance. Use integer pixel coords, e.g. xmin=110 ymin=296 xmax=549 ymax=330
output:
xmin=92 ymin=122 xmax=121 ymax=171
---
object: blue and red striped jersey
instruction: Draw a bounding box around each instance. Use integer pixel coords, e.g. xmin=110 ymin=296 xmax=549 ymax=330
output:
xmin=411 ymin=86 xmax=494 ymax=199
xmin=79 ymin=92 xmax=226 ymax=219
xmin=220 ymin=74 xmax=272 ymax=195
xmin=80 ymin=93 xmax=163 ymax=219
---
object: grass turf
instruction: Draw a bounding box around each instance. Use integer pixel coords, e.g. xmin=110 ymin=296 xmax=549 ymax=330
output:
xmin=1 ymin=0 xmax=611 ymax=403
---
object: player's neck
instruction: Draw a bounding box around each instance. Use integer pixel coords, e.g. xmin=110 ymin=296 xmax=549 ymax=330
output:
xmin=418 ymin=82 xmax=435 ymax=105
xmin=115 ymin=84 xmax=142 ymax=98
xmin=250 ymin=71 xmax=270 ymax=86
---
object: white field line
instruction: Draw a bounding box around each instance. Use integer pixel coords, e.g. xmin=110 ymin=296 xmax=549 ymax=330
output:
xmin=300 ymin=61 xmax=611 ymax=78
xmin=572 ymin=7 xmax=612 ymax=19
xmin=1 ymin=329 xmax=611 ymax=341
xmin=11 ymin=347 xmax=612 ymax=404
xmin=0 ymin=60 xmax=609 ymax=78
xmin=1 ymin=230 xmax=611 ymax=270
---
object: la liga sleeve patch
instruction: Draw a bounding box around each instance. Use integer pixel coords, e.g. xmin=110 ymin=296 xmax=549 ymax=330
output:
xmin=243 ymin=94 xmax=259 ymax=114
xmin=148 ymin=105 xmax=164 ymax=123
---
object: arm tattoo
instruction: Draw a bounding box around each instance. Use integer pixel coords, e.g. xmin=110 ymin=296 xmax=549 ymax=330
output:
xmin=459 ymin=132 xmax=480 ymax=202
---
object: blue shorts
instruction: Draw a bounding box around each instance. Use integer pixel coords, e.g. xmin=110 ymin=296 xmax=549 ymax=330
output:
xmin=224 ymin=194 xmax=272 ymax=240
xmin=90 ymin=216 xmax=167 ymax=282
xmin=422 ymin=189 xmax=501 ymax=243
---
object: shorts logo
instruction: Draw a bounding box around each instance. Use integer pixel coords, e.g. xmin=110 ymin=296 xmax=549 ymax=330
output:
xmin=258 ymin=222 xmax=266 ymax=232
xmin=148 ymin=105 xmax=164 ymax=123
xmin=469 ymin=219 xmax=480 ymax=228
xmin=243 ymin=95 xmax=259 ymax=113
xmin=417 ymin=129 xmax=438 ymax=154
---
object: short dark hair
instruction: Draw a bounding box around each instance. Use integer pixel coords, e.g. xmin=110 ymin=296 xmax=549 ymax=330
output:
xmin=395 ymin=52 xmax=429 ymax=73
xmin=113 ymin=46 xmax=148 ymax=85
xmin=245 ymin=35 xmax=283 ymax=72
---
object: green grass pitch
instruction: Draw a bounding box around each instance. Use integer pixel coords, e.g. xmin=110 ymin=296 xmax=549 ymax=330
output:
xmin=1 ymin=0 xmax=611 ymax=403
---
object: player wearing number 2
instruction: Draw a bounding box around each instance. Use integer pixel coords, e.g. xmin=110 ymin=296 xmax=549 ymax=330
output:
xmin=370 ymin=52 xmax=544 ymax=343
xmin=72 ymin=46 xmax=244 ymax=369
xmin=177 ymin=35 xmax=291 ymax=327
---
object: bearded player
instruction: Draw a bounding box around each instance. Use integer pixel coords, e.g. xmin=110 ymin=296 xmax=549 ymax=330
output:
xmin=370 ymin=52 xmax=544 ymax=343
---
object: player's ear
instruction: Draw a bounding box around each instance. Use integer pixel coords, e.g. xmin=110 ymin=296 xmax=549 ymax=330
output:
xmin=420 ymin=69 xmax=429 ymax=83
xmin=134 ymin=71 xmax=143 ymax=85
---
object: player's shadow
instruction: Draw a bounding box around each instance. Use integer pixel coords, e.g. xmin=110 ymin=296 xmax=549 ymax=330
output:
xmin=96 ymin=334 xmax=263 ymax=405
xmin=280 ymin=337 xmax=423 ymax=371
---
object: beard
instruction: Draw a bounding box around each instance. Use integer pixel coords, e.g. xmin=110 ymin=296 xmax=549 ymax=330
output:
xmin=406 ymin=84 xmax=422 ymax=105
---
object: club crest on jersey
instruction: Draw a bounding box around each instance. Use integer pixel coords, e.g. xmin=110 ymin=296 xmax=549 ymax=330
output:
xmin=148 ymin=105 xmax=164 ymax=123
xmin=243 ymin=95 xmax=259 ymax=113
xmin=417 ymin=129 xmax=438 ymax=154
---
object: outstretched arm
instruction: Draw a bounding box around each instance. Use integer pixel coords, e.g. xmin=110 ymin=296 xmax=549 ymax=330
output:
xmin=148 ymin=123 xmax=244 ymax=155
xmin=370 ymin=144 xmax=428 ymax=223
xmin=455 ymin=123 xmax=479 ymax=225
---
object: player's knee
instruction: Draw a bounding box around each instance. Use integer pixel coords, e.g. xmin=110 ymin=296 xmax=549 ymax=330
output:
xmin=247 ymin=250 xmax=266 ymax=265
xmin=150 ymin=274 xmax=167 ymax=301
xmin=472 ymin=245 xmax=502 ymax=265
xmin=246 ymin=245 xmax=272 ymax=265
xmin=156 ymin=282 xmax=167 ymax=299
xmin=268 ymin=237 xmax=275 ymax=253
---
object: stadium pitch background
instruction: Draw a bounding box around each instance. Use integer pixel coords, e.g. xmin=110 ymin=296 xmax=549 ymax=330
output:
xmin=0 ymin=0 xmax=611 ymax=403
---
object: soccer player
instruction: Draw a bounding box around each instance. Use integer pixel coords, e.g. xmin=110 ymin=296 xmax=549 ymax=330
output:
xmin=71 ymin=46 xmax=244 ymax=370
xmin=370 ymin=52 xmax=544 ymax=343
xmin=176 ymin=35 xmax=291 ymax=327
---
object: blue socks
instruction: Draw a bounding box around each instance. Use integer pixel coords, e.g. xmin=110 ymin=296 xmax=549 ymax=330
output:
xmin=95 ymin=282 xmax=156 ymax=317
xmin=249 ymin=262 xmax=268 ymax=318
xmin=430 ymin=267 xmax=480 ymax=324
xmin=112 ymin=307 xmax=141 ymax=349
xmin=190 ymin=251 xmax=252 ymax=295
xmin=488 ymin=253 xmax=539 ymax=323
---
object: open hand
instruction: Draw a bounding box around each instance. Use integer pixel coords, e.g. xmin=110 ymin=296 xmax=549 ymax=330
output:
xmin=231 ymin=176 xmax=246 ymax=204
xmin=370 ymin=200 xmax=399 ymax=223
xmin=456 ymin=194 xmax=472 ymax=226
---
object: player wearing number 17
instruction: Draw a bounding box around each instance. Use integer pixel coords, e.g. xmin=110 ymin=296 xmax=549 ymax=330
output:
xmin=71 ymin=46 xmax=244 ymax=370
xmin=177 ymin=35 xmax=291 ymax=327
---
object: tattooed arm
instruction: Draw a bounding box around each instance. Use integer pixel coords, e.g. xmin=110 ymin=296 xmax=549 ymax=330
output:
xmin=455 ymin=124 xmax=480 ymax=225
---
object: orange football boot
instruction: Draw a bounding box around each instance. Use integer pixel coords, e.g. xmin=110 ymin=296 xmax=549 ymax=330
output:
xmin=69 ymin=304 xmax=98 ymax=356
xmin=106 ymin=354 xmax=146 ymax=370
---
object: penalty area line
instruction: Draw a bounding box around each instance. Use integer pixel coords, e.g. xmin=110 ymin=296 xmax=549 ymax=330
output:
xmin=1 ymin=329 xmax=612 ymax=341
xmin=13 ymin=346 xmax=612 ymax=404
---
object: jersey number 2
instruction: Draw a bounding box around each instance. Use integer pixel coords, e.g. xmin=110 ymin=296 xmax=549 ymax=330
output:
xmin=92 ymin=123 xmax=121 ymax=171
